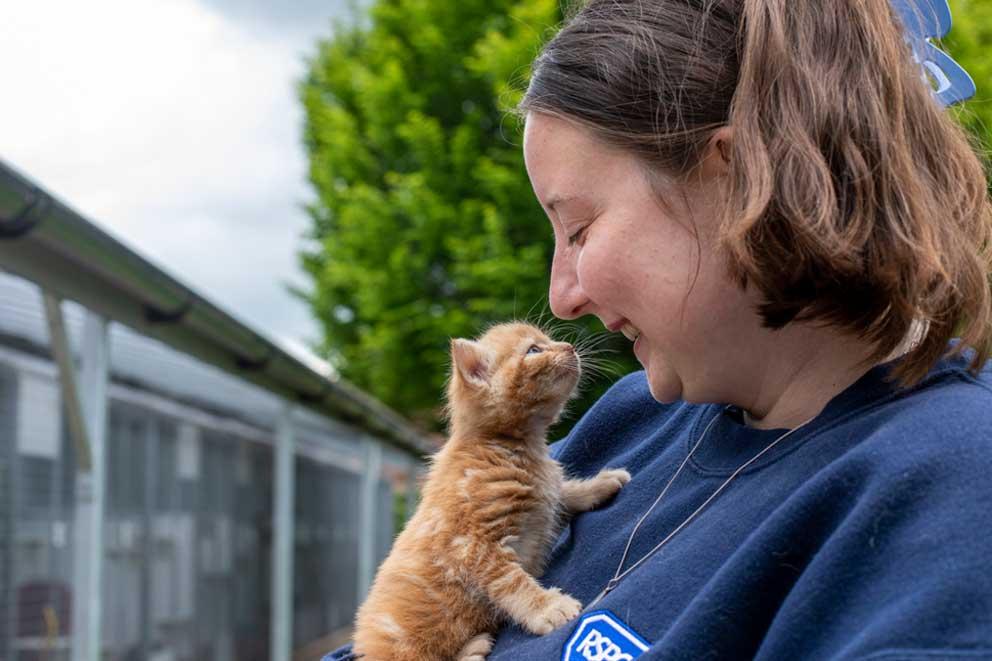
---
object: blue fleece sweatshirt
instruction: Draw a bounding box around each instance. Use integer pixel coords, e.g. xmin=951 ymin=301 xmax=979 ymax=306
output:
xmin=325 ymin=344 xmax=992 ymax=660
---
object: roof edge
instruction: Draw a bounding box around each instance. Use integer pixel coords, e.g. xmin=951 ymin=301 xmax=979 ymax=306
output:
xmin=0 ymin=159 xmax=433 ymax=457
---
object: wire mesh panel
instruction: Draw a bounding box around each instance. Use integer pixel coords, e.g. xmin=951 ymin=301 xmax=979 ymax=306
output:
xmin=103 ymin=409 xmax=145 ymax=660
xmin=151 ymin=419 xmax=198 ymax=661
xmin=233 ymin=442 xmax=274 ymax=661
xmin=106 ymin=417 xmax=275 ymax=661
xmin=100 ymin=407 xmax=277 ymax=661
xmin=326 ymin=466 xmax=362 ymax=634
xmin=0 ymin=362 xmax=75 ymax=661
xmin=0 ymin=366 xmax=11 ymax=659
xmin=0 ymin=270 xmax=423 ymax=661
xmin=291 ymin=449 xmax=411 ymax=650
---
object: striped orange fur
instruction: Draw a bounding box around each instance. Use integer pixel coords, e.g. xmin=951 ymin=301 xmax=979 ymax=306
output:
xmin=352 ymin=322 xmax=631 ymax=660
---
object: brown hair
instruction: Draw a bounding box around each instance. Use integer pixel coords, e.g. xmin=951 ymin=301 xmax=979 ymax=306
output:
xmin=518 ymin=0 xmax=992 ymax=387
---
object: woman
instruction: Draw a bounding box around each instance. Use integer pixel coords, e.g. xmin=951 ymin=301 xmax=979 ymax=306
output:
xmin=330 ymin=0 xmax=992 ymax=658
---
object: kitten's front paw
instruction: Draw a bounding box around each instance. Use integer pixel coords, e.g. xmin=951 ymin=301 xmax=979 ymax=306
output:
xmin=523 ymin=588 xmax=582 ymax=636
xmin=592 ymin=468 xmax=631 ymax=502
xmin=456 ymin=633 xmax=493 ymax=661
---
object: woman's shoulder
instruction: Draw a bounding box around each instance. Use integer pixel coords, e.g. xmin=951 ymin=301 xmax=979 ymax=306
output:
xmin=857 ymin=345 xmax=992 ymax=456
xmin=822 ymin=346 xmax=992 ymax=505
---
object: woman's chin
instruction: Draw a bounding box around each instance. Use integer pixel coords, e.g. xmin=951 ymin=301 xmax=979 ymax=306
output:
xmin=645 ymin=361 xmax=682 ymax=404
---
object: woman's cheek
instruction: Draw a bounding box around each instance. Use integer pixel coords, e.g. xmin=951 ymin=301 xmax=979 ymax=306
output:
xmin=577 ymin=237 xmax=622 ymax=302
xmin=573 ymin=243 xmax=598 ymax=300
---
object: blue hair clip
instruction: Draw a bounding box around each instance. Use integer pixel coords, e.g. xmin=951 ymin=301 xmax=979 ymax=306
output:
xmin=891 ymin=0 xmax=976 ymax=106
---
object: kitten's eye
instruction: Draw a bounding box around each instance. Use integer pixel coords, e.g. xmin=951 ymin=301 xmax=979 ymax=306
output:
xmin=526 ymin=345 xmax=543 ymax=355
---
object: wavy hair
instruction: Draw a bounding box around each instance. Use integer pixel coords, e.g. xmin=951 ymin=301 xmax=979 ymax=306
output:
xmin=518 ymin=0 xmax=992 ymax=387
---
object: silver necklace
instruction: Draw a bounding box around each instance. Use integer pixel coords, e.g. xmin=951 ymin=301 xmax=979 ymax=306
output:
xmin=587 ymin=405 xmax=818 ymax=609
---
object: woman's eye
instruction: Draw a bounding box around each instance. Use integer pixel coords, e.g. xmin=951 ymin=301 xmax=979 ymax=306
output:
xmin=526 ymin=345 xmax=543 ymax=355
xmin=567 ymin=226 xmax=587 ymax=246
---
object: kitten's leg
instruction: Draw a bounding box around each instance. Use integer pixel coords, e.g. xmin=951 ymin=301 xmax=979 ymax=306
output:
xmin=560 ymin=468 xmax=631 ymax=514
xmin=480 ymin=547 xmax=581 ymax=635
xmin=456 ymin=633 xmax=493 ymax=661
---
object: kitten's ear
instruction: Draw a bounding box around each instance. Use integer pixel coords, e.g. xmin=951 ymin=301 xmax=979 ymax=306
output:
xmin=451 ymin=339 xmax=492 ymax=388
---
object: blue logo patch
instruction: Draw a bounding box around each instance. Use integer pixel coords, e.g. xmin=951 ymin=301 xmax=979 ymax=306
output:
xmin=562 ymin=610 xmax=650 ymax=661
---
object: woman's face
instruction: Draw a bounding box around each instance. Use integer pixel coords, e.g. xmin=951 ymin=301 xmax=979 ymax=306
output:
xmin=523 ymin=112 xmax=762 ymax=404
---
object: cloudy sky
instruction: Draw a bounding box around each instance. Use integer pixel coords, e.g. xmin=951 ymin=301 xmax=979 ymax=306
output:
xmin=0 ymin=0 xmax=355 ymax=365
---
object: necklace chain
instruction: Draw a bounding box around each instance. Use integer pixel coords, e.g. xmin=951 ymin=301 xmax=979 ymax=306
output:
xmin=587 ymin=405 xmax=817 ymax=609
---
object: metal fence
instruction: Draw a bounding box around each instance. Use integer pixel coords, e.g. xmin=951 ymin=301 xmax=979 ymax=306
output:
xmin=0 ymin=161 xmax=430 ymax=661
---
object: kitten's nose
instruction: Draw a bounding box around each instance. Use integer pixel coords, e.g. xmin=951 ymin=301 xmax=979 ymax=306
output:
xmin=564 ymin=344 xmax=575 ymax=354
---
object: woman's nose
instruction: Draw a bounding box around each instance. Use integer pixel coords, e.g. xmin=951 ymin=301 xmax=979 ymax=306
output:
xmin=549 ymin=248 xmax=588 ymax=320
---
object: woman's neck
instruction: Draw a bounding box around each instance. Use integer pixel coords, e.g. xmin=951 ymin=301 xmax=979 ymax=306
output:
xmin=737 ymin=321 xmax=920 ymax=430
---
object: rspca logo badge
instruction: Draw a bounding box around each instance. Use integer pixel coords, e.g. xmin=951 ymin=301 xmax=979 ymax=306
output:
xmin=562 ymin=610 xmax=650 ymax=661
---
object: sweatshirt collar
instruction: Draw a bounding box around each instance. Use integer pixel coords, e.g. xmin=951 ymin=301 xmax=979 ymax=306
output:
xmin=686 ymin=344 xmax=972 ymax=476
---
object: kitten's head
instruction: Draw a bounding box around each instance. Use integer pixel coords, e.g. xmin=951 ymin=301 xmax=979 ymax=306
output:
xmin=445 ymin=322 xmax=580 ymax=438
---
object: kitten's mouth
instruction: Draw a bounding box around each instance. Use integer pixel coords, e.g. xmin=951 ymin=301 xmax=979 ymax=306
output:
xmin=560 ymin=350 xmax=581 ymax=373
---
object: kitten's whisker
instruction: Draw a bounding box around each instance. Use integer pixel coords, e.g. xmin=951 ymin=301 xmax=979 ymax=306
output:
xmin=577 ymin=359 xmax=613 ymax=372
xmin=578 ymin=331 xmax=615 ymax=345
xmin=575 ymin=340 xmax=605 ymax=354
xmin=524 ymin=302 xmax=542 ymax=328
xmin=577 ymin=369 xmax=607 ymax=382
xmin=541 ymin=307 xmax=559 ymax=333
xmin=577 ymin=352 xmax=610 ymax=362
xmin=547 ymin=319 xmax=575 ymax=334
xmin=578 ymin=362 xmax=616 ymax=374
xmin=578 ymin=360 xmax=624 ymax=377
xmin=524 ymin=298 xmax=548 ymax=327
xmin=573 ymin=334 xmax=615 ymax=352
xmin=576 ymin=345 xmax=620 ymax=357
xmin=576 ymin=351 xmax=621 ymax=365
xmin=581 ymin=368 xmax=621 ymax=380
xmin=573 ymin=328 xmax=611 ymax=341
xmin=575 ymin=336 xmax=618 ymax=349
xmin=535 ymin=313 xmax=557 ymax=332
xmin=579 ymin=370 xmax=614 ymax=383
xmin=579 ymin=363 xmax=609 ymax=378
xmin=551 ymin=322 xmax=584 ymax=343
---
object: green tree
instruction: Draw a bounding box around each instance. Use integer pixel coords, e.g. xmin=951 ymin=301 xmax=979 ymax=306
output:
xmin=947 ymin=0 xmax=992 ymax=176
xmin=299 ymin=0 xmax=992 ymax=435
xmin=298 ymin=0 xmax=638 ymax=433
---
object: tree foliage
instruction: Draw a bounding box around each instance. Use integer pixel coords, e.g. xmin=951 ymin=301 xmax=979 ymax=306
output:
xmin=298 ymin=0 xmax=638 ymax=433
xmin=947 ymin=0 xmax=992 ymax=178
xmin=299 ymin=0 xmax=992 ymax=434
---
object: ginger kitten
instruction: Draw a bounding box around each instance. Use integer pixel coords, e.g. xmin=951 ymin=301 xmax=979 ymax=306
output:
xmin=352 ymin=322 xmax=631 ymax=660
